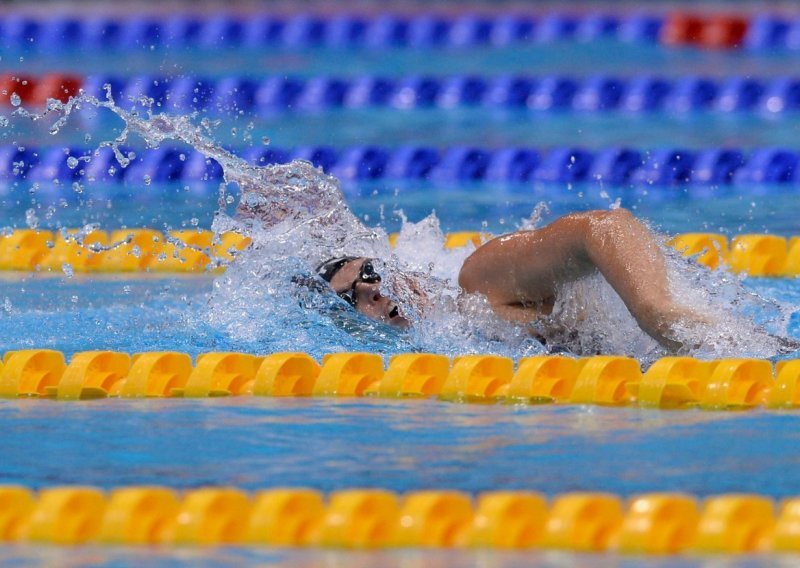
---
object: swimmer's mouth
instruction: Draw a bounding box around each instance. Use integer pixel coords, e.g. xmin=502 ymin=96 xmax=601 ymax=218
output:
xmin=389 ymin=306 xmax=400 ymax=319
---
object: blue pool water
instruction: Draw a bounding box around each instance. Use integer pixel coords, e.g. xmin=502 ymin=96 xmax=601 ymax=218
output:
xmin=3 ymin=179 xmax=800 ymax=234
xmin=2 ymin=385 xmax=800 ymax=566
xmin=5 ymin=41 xmax=800 ymax=78
xmin=3 ymin=4 xmax=800 ymax=566
xmin=4 ymin=395 xmax=800 ymax=497
xmin=17 ymin=110 xmax=800 ymax=151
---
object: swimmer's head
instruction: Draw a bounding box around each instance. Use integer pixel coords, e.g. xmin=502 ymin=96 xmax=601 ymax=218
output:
xmin=317 ymin=256 xmax=409 ymax=328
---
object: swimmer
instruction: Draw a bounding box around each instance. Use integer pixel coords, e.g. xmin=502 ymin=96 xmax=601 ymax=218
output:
xmin=317 ymin=208 xmax=706 ymax=351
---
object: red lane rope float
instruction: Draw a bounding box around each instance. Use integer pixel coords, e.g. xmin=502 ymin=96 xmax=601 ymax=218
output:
xmin=0 ymin=73 xmax=82 ymax=106
xmin=660 ymin=13 xmax=749 ymax=49
xmin=703 ymin=15 xmax=750 ymax=49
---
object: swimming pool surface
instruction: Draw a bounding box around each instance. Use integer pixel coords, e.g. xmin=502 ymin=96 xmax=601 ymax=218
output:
xmin=3 ymin=2 xmax=800 ymax=565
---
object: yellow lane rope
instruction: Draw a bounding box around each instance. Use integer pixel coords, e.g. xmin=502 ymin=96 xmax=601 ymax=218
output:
xmin=0 ymin=229 xmax=794 ymax=276
xmin=0 ymin=484 xmax=795 ymax=553
xmin=1 ymin=350 xmax=799 ymax=409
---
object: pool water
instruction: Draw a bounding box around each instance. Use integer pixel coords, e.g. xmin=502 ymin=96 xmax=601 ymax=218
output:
xmin=5 ymin=41 xmax=800 ymax=78
xmin=3 ymin=4 xmax=800 ymax=565
xmin=5 ymin=179 xmax=800 ymax=234
xmin=0 ymin=271 xmax=798 ymax=360
xmin=5 ymin=391 xmax=800 ymax=496
xmin=2 ymin=376 xmax=800 ymax=566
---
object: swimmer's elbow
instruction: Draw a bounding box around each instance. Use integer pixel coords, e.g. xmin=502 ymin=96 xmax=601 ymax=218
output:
xmin=458 ymin=254 xmax=491 ymax=295
xmin=570 ymin=208 xmax=635 ymax=234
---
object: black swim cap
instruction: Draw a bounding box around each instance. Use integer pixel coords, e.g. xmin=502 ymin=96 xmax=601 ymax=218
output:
xmin=316 ymin=256 xmax=359 ymax=283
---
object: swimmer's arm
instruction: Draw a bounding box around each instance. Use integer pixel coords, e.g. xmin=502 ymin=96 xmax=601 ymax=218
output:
xmin=459 ymin=208 xmax=690 ymax=348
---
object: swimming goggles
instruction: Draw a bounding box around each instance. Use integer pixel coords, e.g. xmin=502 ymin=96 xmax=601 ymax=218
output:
xmin=338 ymin=259 xmax=382 ymax=307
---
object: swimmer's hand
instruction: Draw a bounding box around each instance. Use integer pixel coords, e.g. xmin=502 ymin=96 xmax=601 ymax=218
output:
xmin=393 ymin=272 xmax=429 ymax=312
xmin=776 ymin=335 xmax=800 ymax=355
xmin=657 ymin=306 xmax=800 ymax=356
xmin=645 ymin=304 xmax=717 ymax=352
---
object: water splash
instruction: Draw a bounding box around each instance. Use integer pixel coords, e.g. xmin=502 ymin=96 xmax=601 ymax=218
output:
xmin=9 ymin=90 xmax=796 ymax=361
xmin=16 ymin=88 xmax=387 ymax=265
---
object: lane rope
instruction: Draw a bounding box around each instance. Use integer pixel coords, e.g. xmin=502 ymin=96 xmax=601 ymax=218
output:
xmin=0 ymin=228 xmax=794 ymax=277
xmin=5 ymin=11 xmax=795 ymax=52
xmin=1 ymin=350 xmax=799 ymax=410
xmin=4 ymin=144 xmax=800 ymax=186
xmin=0 ymin=484 xmax=796 ymax=552
xmin=6 ymin=72 xmax=800 ymax=114
xmin=0 ymin=12 xmax=663 ymax=52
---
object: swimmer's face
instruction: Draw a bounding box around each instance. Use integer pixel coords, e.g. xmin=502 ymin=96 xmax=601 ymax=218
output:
xmin=329 ymin=258 xmax=409 ymax=328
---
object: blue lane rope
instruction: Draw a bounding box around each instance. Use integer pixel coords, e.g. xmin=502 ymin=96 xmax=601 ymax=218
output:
xmin=0 ymin=13 xmax=663 ymax=51
xmin=2 ymin=144 xmax=799 ymax=188
xmin=8 ymin=13 xmax=800 ymax=52
xmin=67 ymin=73 xmax=800 ymax=114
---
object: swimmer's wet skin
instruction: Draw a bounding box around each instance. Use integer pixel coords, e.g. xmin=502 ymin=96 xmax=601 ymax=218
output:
xmin=459 ymin=209 xmax=707 ymax=350
xmin=322 ymin=209 xmax=706 ymax=350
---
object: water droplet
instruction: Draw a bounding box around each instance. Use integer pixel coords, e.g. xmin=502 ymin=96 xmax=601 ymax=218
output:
xmin=72 ymin=182 xmax=83 ymax=194
xmin=9 ymin=93 xmax=21 ymax=107
xmin=190 ymin=217 xmax=199 ymax=226
xmin=24 ymin=208 xmax=39 ymax=228
xmin=70 ymin=295 xmax=78 ymax=304
xmin=84 ymin=133 xmax=92 ymax=143
xmin=66 ymin=157 xmax=79 ymax=169
xmin=62 ymin=263 xmax=74 ymax=278
xmin=143 ymin=175 xmax=152 ymax=186
xmin=261 ymin=136 xmax=270 ymax=145
xmin=0 ymin=116 xmax=8 ymax=128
